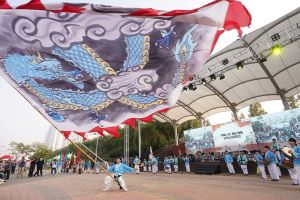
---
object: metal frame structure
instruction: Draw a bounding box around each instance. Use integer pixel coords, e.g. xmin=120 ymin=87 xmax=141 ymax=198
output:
xmin=124 ymin=125 xmax=129 ymax=164
xmin=154 ymin=8 xmax=300 ymax=127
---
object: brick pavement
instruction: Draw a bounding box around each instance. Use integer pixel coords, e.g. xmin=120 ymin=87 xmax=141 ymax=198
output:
xmin=0 ymin=172 xmax=299 ymax=200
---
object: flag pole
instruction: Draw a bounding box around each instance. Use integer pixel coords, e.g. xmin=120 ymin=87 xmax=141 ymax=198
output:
xmin=69 ymin=135 xmax=106 ymax=163
xmin=2 ymin=81 xmax=118 ymax=183
xmin=65 ymin=137 xmax=114 ymax=179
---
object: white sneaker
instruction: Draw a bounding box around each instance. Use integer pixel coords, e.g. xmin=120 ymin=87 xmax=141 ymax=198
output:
xmin=102 ymin=188 xmax=109 ymax=192
xmin=123 ymin=188 xmax=128 ymax=192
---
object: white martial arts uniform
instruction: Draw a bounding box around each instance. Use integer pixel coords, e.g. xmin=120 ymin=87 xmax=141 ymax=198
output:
xmin=224 ymin=154 xmax=235 ymax=174
xmin=254 ymin=154 xmax=267 ymax=179
xmin=265 ymin=150 xmax=279 ymax=180
xmin=103 ymin=163 xmax=133 ymax=192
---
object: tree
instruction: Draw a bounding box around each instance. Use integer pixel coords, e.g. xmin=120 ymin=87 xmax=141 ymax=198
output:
xmin=9 ymin=142 xmax=34 ymax=159
xmin=31 ymin=142 xmax=54 ymax=160
xmin=287 ymin=95 xmax=299 ymax=109
xmin=248 ymin=102 xmax=267 ymax=117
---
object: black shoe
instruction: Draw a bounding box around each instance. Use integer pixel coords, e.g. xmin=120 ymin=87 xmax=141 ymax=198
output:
xmin=119 ymin=186 xmax=123 ymax=189
xmin=292 ymin=183 xmax=299 ymax=186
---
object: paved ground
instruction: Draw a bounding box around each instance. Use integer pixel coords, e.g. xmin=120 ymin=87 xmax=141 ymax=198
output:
xmin=0 ymin=172 xmax=299 ymax=200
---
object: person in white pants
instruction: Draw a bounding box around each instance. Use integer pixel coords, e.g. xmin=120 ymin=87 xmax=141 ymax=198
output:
xmin=237 ymin=151 xmax=248 ymax=175
xmin=288 ymin=138 xmax=300 ymax=188
xmin=103 ymin=158 xmax=134 ymax=192
xmin=174 ymin=156 xmax=179 ymax=173
xmin=183 ymin=155 xmax=191 ymax=173
xmin=264 ymin=146 xmax=279 ymax=181
xmin=142 ymin=159 xmax=148 ymax=172
xmin=254 ymin=150 xmax=267 ymax=179
xmin=133 ymin=156 xmax=140 ymax=174
xmin=224 ymin=151 xmax=235 ymax=175
xmin=148 ymin=159 xmax=152 ymax=172
xmin=151 ymin=156 xmax=158 ymax=174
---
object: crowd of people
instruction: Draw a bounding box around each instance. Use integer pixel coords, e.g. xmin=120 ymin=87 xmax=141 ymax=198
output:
xmin=223 ymin=138 xmax=300 ymax=189
xmin=1 ymin=137 xmax=299 ymax=192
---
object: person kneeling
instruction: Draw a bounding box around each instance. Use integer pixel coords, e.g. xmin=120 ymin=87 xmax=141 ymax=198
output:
xmin=103 ymin=158 xmax=134 ymax=192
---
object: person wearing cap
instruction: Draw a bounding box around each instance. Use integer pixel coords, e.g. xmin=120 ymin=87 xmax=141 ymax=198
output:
xmin=253 ymin=150 xmax=267 ymax=179
xmin=264 ymin=145 xmax=279 ymax=181
xmin=103 ymin=158 xmax=134 ymax=192
xmin=224 ymin=151 xmax=235 ymax=175
xmin=288 ymin=138 xmax=300 ymax=188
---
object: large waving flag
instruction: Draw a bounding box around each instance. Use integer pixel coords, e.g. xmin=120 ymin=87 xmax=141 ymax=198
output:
xmin=0 ymin=0 xmax=251 ymax=133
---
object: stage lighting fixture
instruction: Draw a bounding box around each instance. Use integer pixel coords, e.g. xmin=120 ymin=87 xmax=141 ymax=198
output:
xmin=222 ymin=59 xmax=229 ymax=65
xmin=236 ymin=61 xmax=244 ymax=70
xmin=188 ymin=83 xmax=197 ymax=91
xmin=220 ymin=74 xmax=225 ymax=80
xmin=271 ymin=33 xmax=280 ymax=41
xmin=210 ymin=74 xmax=216 ymax=81
xmin=272 ymin=44 xmax=282 ymax=56
xmin=259 ymin=57 xmax=267 ymax=63
xmin=201 ymin=78 xmax=207 ymax=85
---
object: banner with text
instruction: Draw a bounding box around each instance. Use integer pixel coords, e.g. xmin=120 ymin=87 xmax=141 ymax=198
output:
xmin=212 ymin=120 xmax=256 ymax=148
xmin=184 ymin=108 xmax=300 ymax=154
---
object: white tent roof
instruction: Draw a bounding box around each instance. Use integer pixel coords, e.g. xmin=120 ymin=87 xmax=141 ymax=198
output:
xmin=155 ymin=7 xmax=300 ymax=124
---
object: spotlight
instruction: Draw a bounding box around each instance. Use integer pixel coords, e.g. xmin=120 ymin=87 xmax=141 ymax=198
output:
xmin=272 ymin=44 xmax=282 ymax=56
xmin=210 ymin=74 xmax=216 ymax=81
xmin=220 ymin=74 xmax=225 ymax=80
xmin=201 ymin=78 xmax=207 ymax=85
xmin=271 ymin=33 xmax=280 ymax=42
xmin=222 ymin=59 xmax=229 ymax=65
xmin=236 ymin=61 xmax=244 ymax=70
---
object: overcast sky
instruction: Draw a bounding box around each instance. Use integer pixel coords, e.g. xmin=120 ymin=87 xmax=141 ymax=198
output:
xmin=0 ymin=0 xmax=299 ymax=153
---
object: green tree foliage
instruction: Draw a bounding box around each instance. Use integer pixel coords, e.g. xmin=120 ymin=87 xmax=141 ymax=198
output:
xmin=249 ymin=102 xmax=267 ymax=117
xmin=9 ymin=142 xmax=34 ymax=159
xmin=9 ymin=142 xmax=54 ymax=160
xmin=287 ymin=95 xmax=299 ymax=109
xmin=55 ymin=119 xmax=200 ymax=161
xmin=31 ymin=142 xmax=54 ymax=160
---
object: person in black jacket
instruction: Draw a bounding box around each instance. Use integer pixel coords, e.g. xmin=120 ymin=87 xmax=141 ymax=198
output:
xmin=28 ymin=157 xmax=36 ymax=178
xmin=3 ymin=160 xmax=12 ymax=180
xmin=33 ymin=157 xmax=44 ymax=177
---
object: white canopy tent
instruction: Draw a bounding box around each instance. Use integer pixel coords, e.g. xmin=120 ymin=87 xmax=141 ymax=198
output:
xmin=155 ymin=7 xmax=300 ymax=144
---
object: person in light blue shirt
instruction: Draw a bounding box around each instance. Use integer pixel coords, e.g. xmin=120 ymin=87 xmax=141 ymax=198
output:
xmin=142 ymin=159 xmax=148 ymax=172
xmin=254 ymin=150 xmax=267 ymax=179
xmin=81 ymin=160 xmax=85 ymax=172
xmin=183 ymin=155 xmax=191 ymax=173
xmin=288 ymin=138 xmax=300 ymax=187
xmin=151 ymin=156 xmax=158 ymax=174
xmin=133 ymin=156 xmax=140 ymax=174
xmin=165 ymin=157 xmax=171 ymax=174
xmin=224 ymin=151 xmax=235 ymax=175
xmin=103 ymin=158 xmax=134 ymax=192
xmin=57 ymin=160 xmax=63 ymax=173
xmin=264 ymin=146 xmax=279 ymax=181
xmin=237 ymin=151 xmax=248 ymax=175
xmin=87 ymin=160 xmax=91 ymax=173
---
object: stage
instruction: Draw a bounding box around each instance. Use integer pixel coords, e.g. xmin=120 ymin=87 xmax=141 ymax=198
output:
xmin=0 ymin=172 xmax=298 ymax=200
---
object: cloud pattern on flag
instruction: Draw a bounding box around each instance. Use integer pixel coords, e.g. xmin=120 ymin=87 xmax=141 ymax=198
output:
xmin=0 ymin=1 xmax=251 ymax=132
